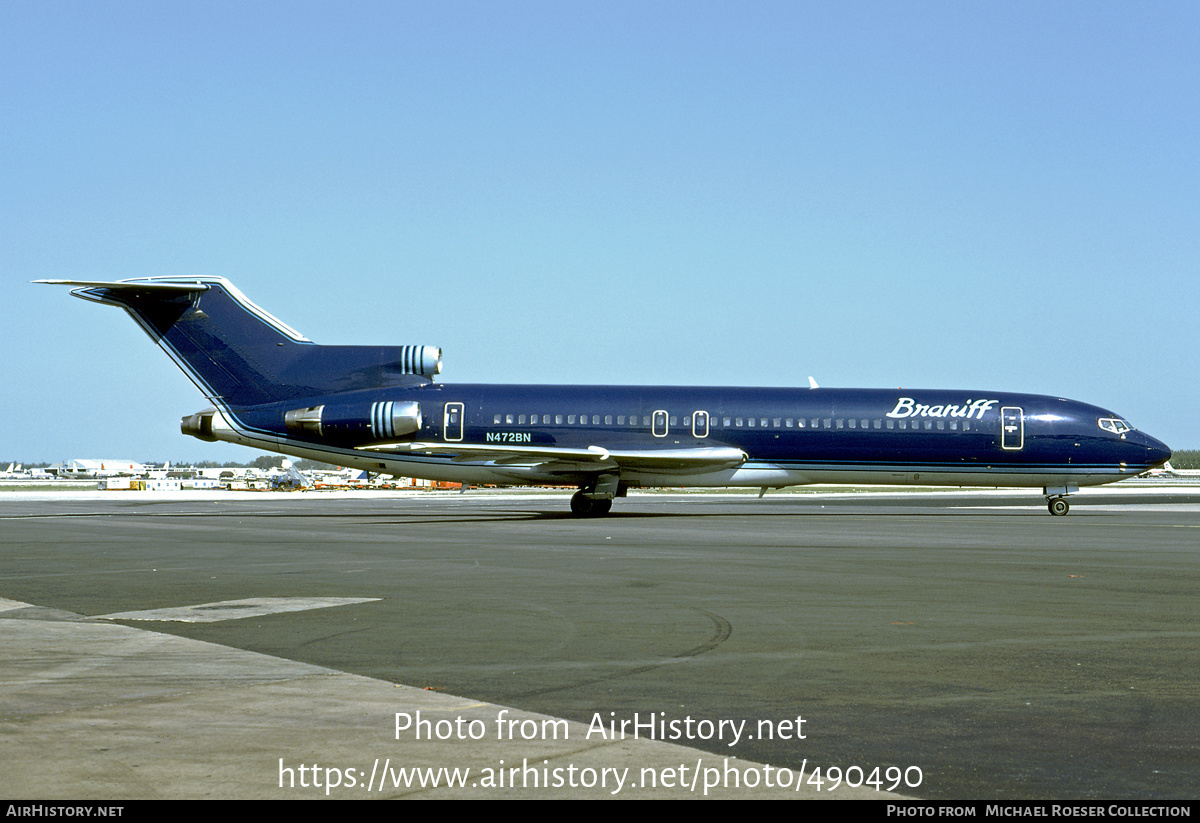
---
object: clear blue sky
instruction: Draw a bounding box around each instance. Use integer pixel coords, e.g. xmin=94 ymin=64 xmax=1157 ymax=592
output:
xmin=4 ymin=1 xmax=1197 ymax=463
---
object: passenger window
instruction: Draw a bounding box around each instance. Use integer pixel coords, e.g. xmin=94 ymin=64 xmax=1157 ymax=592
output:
xmin=493 ymin=414 xmax=501 ymax=425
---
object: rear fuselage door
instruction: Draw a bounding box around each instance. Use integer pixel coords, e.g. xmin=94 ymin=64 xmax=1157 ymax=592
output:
xmin=444 ymin=402 xmax=465 ymax=442
xmin=1000 ymin=406 xmax=1024 ymax=450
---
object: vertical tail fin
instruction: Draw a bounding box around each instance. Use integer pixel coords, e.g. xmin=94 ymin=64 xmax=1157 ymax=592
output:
xmin=36 ymin=278 xmax=441 ymax=408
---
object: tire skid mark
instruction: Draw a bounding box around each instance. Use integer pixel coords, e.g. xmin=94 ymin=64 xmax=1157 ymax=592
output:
xmin=511 ymin=607 xmax=732 ymax=698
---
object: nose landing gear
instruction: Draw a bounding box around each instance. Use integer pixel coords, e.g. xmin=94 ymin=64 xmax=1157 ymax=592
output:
xmin=1044 ymin=484 xmax=1077 ymax=516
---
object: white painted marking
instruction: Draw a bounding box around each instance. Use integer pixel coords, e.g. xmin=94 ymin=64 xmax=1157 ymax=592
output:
xmin=91 ymin=597 xmax=380 ymax=623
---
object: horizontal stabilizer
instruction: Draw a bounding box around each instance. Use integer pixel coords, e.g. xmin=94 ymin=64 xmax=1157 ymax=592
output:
xmin=35 ymin=279 xmax=209 ymax=293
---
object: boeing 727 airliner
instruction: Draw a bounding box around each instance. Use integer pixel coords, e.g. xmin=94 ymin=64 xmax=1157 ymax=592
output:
xmin=39 ymin=277 xmax=1171 ymax=516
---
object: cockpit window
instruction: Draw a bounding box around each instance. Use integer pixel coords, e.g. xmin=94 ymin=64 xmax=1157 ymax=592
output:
xmin=1098 ymin=418 xmax=1132 ymax=435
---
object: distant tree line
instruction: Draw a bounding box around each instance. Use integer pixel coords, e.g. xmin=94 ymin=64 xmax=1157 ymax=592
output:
xmin=1171 ymin=450 xmax=1200 ymax=470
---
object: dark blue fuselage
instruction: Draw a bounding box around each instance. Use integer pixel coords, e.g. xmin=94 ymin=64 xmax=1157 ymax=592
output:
xmin=229 ymin=382 xmax=1170 ymax=491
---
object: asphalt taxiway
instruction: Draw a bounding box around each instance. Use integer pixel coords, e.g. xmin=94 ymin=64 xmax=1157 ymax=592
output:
xmin=2 ymin=484 xmax=1199 ymax=799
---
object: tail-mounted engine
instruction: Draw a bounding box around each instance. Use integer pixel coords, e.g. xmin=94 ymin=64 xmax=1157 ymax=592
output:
xmin=181 ymin=409 xmax=218 ymax=441
xmin=395 ymin=346 xmax=442 ymax=379
xmin=284 ymin=400 xmax=422 ymax=443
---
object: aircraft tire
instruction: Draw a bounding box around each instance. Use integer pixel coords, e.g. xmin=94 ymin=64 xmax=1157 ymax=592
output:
xmin=570 ymin=492 xmax=613 ymax=517
xmin=1048 ymin=497 xmax=1070 ymax=516
xmin=570 ymin=492 xmax=593 ymax=517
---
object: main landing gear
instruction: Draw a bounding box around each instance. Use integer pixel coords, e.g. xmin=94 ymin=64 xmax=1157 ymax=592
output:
xmin=570 ymin=491 xmax=612 ymax=517
xmin=570 ymin=473 xmax=621 ymax=517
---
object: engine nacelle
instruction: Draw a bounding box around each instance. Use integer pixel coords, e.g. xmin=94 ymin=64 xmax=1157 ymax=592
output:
xmin=284 ymin=400 xmax=422 ymax=442
xmin=181 ymin=409 xmax=218 ymax=441
xmin=397 ymin=346 xmax=442 ymax=378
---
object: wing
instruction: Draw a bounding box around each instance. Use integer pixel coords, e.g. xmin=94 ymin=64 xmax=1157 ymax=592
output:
xmin=358 ymin=442 xmax=747 ymax=475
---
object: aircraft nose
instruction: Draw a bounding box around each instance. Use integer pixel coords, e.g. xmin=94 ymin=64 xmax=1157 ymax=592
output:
xmin=1151 ymin=439 xmax=1172 ymax=467
xmin=1138 ymin=433 xmax=1172 ymax=468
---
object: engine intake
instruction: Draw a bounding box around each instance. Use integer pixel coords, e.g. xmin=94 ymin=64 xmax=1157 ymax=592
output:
xmin=397 ymin=346 xmax=441 ymax=378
